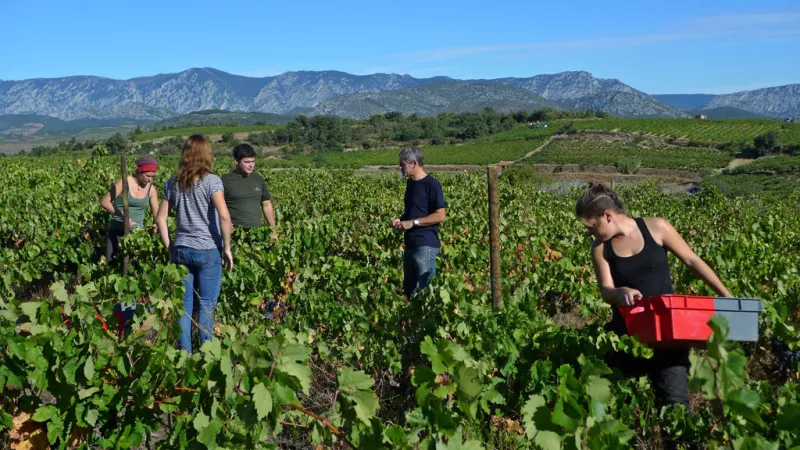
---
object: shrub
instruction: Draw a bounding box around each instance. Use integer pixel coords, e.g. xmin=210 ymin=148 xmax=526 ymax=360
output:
xmin=616 ymin=157 xmax=642 ymax=174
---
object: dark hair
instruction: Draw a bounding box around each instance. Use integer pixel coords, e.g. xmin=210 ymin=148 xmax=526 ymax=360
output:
xmin=399 ymin=146 xmax=424 ymax=167
xmin=575 ymin=182 xmax=627 ymax=218
xmin=233 ymin=143 xmax=257 ymax=161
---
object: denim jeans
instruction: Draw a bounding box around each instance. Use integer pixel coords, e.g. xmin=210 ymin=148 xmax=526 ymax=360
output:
xmin=173 ymin=246 xmax=222 ymax=352
xmin=403 ymin=246 xmax=439 ymax=298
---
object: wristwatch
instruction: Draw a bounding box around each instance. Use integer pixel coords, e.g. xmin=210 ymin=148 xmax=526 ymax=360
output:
xmin=413 ymin=219 xmax=420 ymax=227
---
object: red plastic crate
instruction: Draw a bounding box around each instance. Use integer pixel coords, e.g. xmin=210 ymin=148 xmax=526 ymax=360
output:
xmin=617 ymin=295 xmax=762 ymax=348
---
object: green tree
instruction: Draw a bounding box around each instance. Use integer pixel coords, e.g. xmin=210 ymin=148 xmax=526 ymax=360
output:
xmin=105 ymin=133 xmax=128 ymax=154
xmin=754 ymin=130 xmax=780 ymax=156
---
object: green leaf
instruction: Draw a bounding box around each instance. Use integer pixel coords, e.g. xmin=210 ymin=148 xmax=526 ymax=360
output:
xmin=584 ymin=376 xmax=612 ymax=403
xmin=455 ymin=366 xmax=481 ymax=400
xmin=21 ymin=302 xmax=41 ymax=322
xmin=726 ymin=390 xmax=764 ymax=427
xmin=343 ymin=389 xmax=379 ymax=425
xmin=78 ymin=387 xmax=100 ymax=399
xmin=62 ymin=358 xmax=78 ymax=384
xmin=383 ymin=424 xmax=407 ymax=445
xmin=51 ymin=281 xmax=69 ymax=304
xmin=776 ymin=403 xmax=800 ymax=431
xmin=732 ymin=435 xmax=780 ymax=450
xmin=47 ymin=416 xmax=64 ymax=445
xmin=440 ymin=288 xmax=451 ymax=304
xmin=252 ymin=382 xmax=273 ymax=421
xmin=338 ymin=368 xmax=374 ymax=391
xmin=522 ymin=395 xmax=548 ymax=439
xmin=273 ymin=383 xmax=299 ymax=405
xmin=535 ymin=431 xmax=562 ymax=450
xmin=201 ymin=338 xmax=222 ymax=359
xmin=32 ymin=405 xmax=59 ymax=422
xmin=1 ymin=410 xmax=14 ymax=430
xmin=276 ymin=344 xmax=312 ymax=394
xmin=552 ymin=395 xmax=584 ymax=432
xmin=83 ymin=356 xmax=95 ymax=382
xmin=197 ymin=419 xmax=222 ymax=449
xmin=220 ymin=353 xmax=234 ymax=398
xmin=86 ymin=409 xmax=99 ymax=427
xmin=193 ymin=411 xmax=210 ymax=432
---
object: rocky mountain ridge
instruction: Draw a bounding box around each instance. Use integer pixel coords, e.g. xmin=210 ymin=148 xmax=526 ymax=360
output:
xmin=0 ymin=68 xmax=796 ymax=120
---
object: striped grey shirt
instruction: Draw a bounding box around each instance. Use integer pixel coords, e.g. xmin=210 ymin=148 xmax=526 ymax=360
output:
xmin=164 ymin=174 xmax=224 ymax=250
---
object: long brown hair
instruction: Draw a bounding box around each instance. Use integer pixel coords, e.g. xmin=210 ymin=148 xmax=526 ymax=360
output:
xmin=575 ymin=181 xmax=627 ymax=218
xmin=176 ymin=135 xmax=213 ymax=190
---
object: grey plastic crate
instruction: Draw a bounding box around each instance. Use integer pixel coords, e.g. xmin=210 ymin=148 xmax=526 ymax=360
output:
xmin=714 ymin=297 xmax=762 ymax=342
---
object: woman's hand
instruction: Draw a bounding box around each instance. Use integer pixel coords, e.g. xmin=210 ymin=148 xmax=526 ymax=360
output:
xmin=618 ymin=287 xmax=642 ymax=306
xmin=222 ymin=249 xmax=234 ymax=271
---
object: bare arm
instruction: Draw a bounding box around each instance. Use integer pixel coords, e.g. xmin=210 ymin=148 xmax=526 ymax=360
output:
xmin=100 ymin=180 xmax=123 ymax=216
xmin=148 ymin=183 xmax=160 ymax=217
xmin=394 ymin=208 xmax=446 ymax=230
xmin=211 ymin=191 xmax=234 ymax=270
xmin=591 ymin=240 xmax=642 ymax=306
xmin=261 ymin=199 xmax=276 ymax=228
xmin=149 ymin=184 xmax=160 ymax=232
xmin=650 ymin=218 xmax=732 ymax=297
xmin=155 ymin=199 xmax=170 ymax=249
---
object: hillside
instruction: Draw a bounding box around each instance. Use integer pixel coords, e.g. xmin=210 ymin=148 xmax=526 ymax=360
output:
xmin=0 ymin=114 xmax=149 ymax=136
xmin=568 ymin=91 xmax=686 ymax=118
xmin=704 ymin=84 xmax=800 ymax=119
xmin=310 ymin=81 xmax=566 ymax=119
xmin=493 ymin=71 xmax=684 ymax=118
xmin=653 ymin=94 xmax=718 ymax=110
xmin=151 ymin=110 xmax=295 ymax=127
xmin=0 ymin=68 xmax=708 ymax=121
xmin=0 ymin=69 xmax=448 ymax=120
xmin=682 ymin=106 xmax=772 ymax=120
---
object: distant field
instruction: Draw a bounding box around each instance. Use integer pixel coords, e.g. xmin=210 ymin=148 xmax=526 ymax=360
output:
xmin=726 ymin=155 xmax=800 ymax=175
xmin=289 ymin=136 xmax=550 ymax=166
xmin=702 ymin=173 xmax=800 ymax=197
xmin=523 ymin=136 xmax=733 ymax=171
xmin=135 ymin=125 xmax=280 ymax=141
xmin=572 ymin=118 xmax=799 ymax=144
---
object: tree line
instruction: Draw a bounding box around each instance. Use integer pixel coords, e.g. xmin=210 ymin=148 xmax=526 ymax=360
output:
xmin=21 ymin=107 xmax=607 ymax=156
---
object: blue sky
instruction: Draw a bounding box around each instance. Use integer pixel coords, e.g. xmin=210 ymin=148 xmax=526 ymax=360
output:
xmin=2 ymin=0 xmax=798 ymax=94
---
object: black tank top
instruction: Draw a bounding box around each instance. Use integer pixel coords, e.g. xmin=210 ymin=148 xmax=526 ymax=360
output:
xmin=605 ymin=217 xmax=674 ymax=334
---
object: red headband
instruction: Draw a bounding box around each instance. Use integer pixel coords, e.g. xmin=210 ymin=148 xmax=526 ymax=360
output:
xmin=137 ymin=164 xmax=158 ymax=173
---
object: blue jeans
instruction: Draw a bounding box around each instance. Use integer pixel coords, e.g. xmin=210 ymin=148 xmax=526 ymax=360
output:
xmin=173 ymin=246 xmax=222 ymax=352
xmin=403 ymin=246 xmax=439 ymax=298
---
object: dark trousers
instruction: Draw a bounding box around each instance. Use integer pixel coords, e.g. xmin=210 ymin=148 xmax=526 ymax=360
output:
xmin=105 ymin=227 xmax=124 ymax=261
xmin=605 ymin=347 xmax=690 ymax=409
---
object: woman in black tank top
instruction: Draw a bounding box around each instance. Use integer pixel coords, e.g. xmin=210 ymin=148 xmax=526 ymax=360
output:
xmin=575 ymin=183 xmax=732 ymax=448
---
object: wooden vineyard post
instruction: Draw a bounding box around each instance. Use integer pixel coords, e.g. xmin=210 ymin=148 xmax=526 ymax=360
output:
xmin=488 ymin=165 xmax=502 ymax=311
xmin=121 ymin=154 xmax=131 ymax=275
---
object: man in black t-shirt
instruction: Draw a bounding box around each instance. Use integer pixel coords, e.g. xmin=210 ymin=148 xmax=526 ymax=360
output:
xmin=221 ymin=144 xmax=277 ymax=238
xmin=392 ymin=146 xmax=447 ymax=298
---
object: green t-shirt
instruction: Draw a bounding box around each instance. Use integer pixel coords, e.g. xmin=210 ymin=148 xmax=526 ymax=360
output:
xmin=221 ymin=171 xmax=272 ymax=228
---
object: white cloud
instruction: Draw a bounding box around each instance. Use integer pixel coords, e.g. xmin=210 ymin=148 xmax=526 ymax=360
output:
xmin=390 ymin=11 xmax=800 ymax=63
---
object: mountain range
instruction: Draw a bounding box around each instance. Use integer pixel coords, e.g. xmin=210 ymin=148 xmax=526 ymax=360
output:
xmin=1 ymin=68 xmax=798 ymax=122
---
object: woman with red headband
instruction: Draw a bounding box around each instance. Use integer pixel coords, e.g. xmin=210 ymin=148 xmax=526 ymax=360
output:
xmin=100 ymin=156 xmax=160 ymax=261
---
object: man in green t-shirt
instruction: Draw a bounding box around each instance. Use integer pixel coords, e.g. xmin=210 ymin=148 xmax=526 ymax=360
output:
xmin=221 ymin=143 xmax=277 ymax=237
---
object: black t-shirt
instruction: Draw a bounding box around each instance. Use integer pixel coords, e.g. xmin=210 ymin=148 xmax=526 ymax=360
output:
xmin=401 ymin=175 xmax=446 ymax=249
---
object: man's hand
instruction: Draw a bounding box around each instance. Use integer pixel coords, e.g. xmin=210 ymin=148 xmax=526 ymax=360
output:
xmin=270 ymin=230 xmax=279 ymax=242
xmin=392 ymin=218 xmax=402 ymax=229
xmin=618 ymin=287 xmax=642 ymax=306
xmin=151 ymin=223 xmax=158 ymax=234
xmin=399 ymin=220 xmax=414 ymax=230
